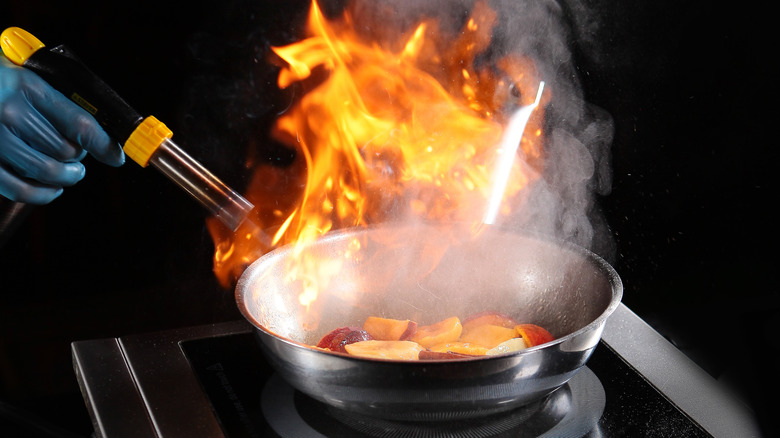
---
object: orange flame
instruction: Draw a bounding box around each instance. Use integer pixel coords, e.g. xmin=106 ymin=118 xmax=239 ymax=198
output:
xmin=208 ymin=0 xmax=548 ymax=308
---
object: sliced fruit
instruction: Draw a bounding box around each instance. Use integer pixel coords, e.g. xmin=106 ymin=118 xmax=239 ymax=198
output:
xmin=316 ymin=327 xmax=354 ymax=349
xmin=317 ymin=327 xmax=372 ymax=353
xmin=344 ymin=340 xmax=423 ymax=360
xmin=429 ymin=342 xmax=489 ymax=356
xmin=462 ymin=312 xmax=518 ymax=330
xmin=410 ymin=316 xmax=463 ymax=348
xmin=419 ymin=350 xmax=472 ymax=360
xmin=486 ymin=337 xmax=528 ymax=355
xmin=515 ymin=324 xmax=555 ymax=347
xmin=459 ymin=324 xmax=518 ymax=348
xmin=363 ymin=316 xmax=418 ymax=341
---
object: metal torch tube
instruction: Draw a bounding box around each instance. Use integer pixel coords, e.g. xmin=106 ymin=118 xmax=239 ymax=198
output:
xmin=149 ymin=138 xmax=254 ymax=231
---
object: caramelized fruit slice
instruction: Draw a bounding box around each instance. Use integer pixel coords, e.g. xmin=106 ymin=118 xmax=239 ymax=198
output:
xmin=363 ymin=316 xmax=418 ymax=341
xmin=459 ymin=324 xmax=518 ymax=348
xmin=486 ymin=337 xmax=528 ymax=355
xmin=317 ymin=327 xmax=372 ymax=353
xmin=344 ymin=340 xmax=423 ymax=360
xmin=462 ymin=312 xmax=518 ymax=330
xmin=429 ymin=342 xmax=489 ymax=356
xmin=316 ymin=327 xmax=353 ymax=349
xmin=515 ymin=324 xmax=555 ymax=347
xmin=410 ymin=316 xmax=463 ymax=348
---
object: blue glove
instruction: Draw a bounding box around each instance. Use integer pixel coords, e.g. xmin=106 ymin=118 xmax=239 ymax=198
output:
xmin=0 ymin=58 xmax=124 ymax=204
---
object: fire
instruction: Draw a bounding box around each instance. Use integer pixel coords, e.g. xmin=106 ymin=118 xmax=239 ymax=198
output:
xmin=208 ymin=0 xmax=548 ymax=308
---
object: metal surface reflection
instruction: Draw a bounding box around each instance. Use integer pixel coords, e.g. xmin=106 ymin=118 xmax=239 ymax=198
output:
xmin=261 ymin=367 xmax=605 ymax=437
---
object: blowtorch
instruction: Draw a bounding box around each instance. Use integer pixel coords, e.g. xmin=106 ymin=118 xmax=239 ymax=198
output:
xmin=0 ymin=27 xmax=259 ymax=234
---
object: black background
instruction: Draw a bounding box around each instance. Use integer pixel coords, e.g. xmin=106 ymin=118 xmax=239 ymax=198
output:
xmin=0 ymin=1 xmax=776 ymax=436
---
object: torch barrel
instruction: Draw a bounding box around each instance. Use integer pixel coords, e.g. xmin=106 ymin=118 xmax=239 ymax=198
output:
xmin=150 ymin=138 xmax=254 ymax=232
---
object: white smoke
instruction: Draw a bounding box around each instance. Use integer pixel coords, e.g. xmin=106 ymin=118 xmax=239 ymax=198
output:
xmin=487 ymin=0 xmax=614 ymax=259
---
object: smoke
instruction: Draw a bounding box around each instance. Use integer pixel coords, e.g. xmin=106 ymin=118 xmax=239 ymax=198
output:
xmin=491 ymin=0 xmax=615 ymax=260
xmin=349 ymin=0 xmax=617 ymax=261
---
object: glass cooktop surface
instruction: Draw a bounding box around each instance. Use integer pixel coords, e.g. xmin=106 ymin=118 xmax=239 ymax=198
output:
xmin=180 ymin=331 xmax=710 ymax=437
xmin=73 ymin=305 xmax=760 ymax=437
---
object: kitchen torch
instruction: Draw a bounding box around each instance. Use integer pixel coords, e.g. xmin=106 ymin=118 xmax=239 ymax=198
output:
xmin=0 ymin=27 xmax=255 ymax=232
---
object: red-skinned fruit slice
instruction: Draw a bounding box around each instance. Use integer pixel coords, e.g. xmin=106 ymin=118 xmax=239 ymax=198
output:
xmin=515 ymin=324 xmax=555 ymax=347
xmin=316 ymin=327 xmax=372 ymax=353
xmin=363 ymin=316 xmax=418 ymax=341
xmin=316 ymin=327 xmax=353 ymax=349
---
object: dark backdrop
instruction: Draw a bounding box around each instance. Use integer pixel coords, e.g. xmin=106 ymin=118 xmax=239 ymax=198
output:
xmin=0 ymin=0 xmax=775 ymax=436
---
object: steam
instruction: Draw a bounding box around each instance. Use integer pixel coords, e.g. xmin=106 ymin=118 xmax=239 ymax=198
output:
xmin=490 ymin=0 xmax=614 ymax=260
xmin=492 ymin=0 xmax=615 ymax=260
xmin=351 ymin=0 xmax=616 ymax=260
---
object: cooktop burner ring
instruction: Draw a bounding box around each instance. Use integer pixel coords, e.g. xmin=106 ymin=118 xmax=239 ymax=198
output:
xmin=261 ymin=366 xmax=605 ymax=437
xmin=314 ymin=389 xmax=559 ymax=438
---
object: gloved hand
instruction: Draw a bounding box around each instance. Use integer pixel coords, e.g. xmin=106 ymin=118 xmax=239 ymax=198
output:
xmin=0 ymin=58 xmax=124 ymax=204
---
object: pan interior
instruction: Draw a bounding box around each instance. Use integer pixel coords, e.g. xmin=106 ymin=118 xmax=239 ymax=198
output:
xmin=237 ymin=224 xmax=616 ymax=347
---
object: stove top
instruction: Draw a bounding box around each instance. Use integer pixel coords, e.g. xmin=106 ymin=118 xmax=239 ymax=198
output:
xmin=71 ymin=304 xmax=761 ymax=437
xmin=183 ymin=331 xmax=609 ymax=438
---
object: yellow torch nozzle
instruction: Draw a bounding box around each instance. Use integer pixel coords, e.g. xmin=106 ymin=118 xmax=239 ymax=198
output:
xmin=0 ymin=27 xmax=45 ymax=65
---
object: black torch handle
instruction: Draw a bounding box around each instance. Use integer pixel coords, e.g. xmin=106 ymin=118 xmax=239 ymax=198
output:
xmin=23 ymin=45 xmax=144 ymax=145
xmin=0 ymin=45 xmax=144 ymax=248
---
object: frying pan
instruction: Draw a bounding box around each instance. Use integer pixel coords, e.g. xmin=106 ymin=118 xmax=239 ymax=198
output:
xmin=236 ymin=223 xmax=622 ymax=420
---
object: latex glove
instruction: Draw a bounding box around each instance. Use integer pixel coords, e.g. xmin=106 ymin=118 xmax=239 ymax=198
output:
xmin=0 ymin=58 xmax=124 ymax=204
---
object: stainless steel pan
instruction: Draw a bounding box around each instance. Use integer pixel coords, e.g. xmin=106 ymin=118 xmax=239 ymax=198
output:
xmin=236 ymin=223 xmax=622 ymax=420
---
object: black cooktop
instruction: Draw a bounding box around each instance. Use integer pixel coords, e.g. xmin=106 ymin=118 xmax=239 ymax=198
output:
xmin=180 ymin=331 xmax=709 ymax=437
xmin=71 ymin=304 xmax=760 ymax=437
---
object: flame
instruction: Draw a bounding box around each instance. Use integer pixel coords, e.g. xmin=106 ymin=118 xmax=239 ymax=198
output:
xmin=208 ymin=0 xmax=548 ymax=309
